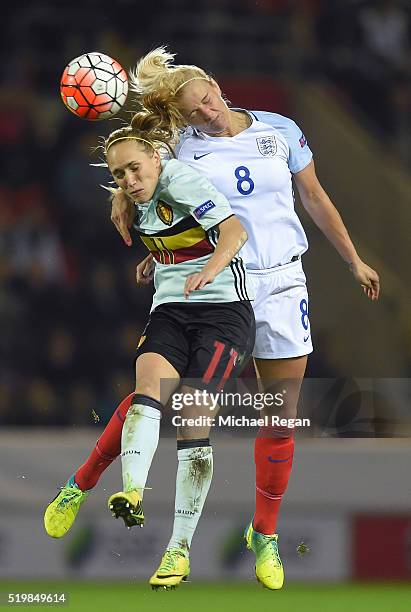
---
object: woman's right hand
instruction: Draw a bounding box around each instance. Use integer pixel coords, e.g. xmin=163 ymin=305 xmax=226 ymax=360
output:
xmin=136 ymin=254 xmax=155 ymax=285
xmin=349 ymin=258 xmax=380 ymax=301
xmin=110 ymin=189 xmax=135 ymax=246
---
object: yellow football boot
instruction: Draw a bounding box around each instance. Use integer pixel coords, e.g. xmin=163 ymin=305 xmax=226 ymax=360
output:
xmin=149 ymin=548 xmax=190 ymax=590
xmin=44 ymin=484 xmax=89 ymax=538
xmin=108 ymin=490 xmax=144 ymax=528
xmin=244 ymin=522 xmax=284 ymax=590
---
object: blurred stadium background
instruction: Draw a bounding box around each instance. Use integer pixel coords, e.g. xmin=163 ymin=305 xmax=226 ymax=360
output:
xmin=1 ymin=0 xmax=411 ymax=609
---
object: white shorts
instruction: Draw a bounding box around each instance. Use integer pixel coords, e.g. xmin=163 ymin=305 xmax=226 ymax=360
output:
xmin=247 ymin=258 xmax=313 ymax=359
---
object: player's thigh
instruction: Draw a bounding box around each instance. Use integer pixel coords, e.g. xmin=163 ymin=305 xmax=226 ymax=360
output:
xmin=135 ymin=305 xmax=189 ymax=403
xmin=255 ymin=354 xmax=308 ymax=381
xmin=135 ymin=352 xmax=181 ymax=405
xmin=188 ymin=301 xmax=255 ymax=390
xmin=251 ymin=263 xmax=313 ymax=360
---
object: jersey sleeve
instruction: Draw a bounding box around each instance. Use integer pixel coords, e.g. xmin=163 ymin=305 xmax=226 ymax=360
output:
xmin=252 ymin=110 xmax=313 ymax=174
xmin=163 ymin=159 xmax=234 ymax=231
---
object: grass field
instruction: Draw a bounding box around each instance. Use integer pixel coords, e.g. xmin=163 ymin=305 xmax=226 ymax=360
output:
xmin=1 ymin=581 xmax=411 ymax=612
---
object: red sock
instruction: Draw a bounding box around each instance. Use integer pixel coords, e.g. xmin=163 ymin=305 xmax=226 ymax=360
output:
xmin=253 ymin=426 xmax=294 ymax=535
xmin=74 ymin=393 xmax=133 ymax=491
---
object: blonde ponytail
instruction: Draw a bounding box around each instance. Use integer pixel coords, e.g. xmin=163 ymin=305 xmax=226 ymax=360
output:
xmin=129 ymin=46 xmax=213 ymax=131
xmin=130 ymin=46 xmax=176 ymax=95
xmin=103 ymin=47 xmax=215 ymax=160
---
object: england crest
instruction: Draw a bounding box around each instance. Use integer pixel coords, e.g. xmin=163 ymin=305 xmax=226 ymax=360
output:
xmin=256 ymin=135 xmax=277 ymax=157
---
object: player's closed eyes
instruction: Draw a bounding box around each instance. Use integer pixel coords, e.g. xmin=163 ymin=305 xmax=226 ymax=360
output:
xmin=189 ymin=96 xmax=211 ymax=119
xmin=114 ymin=165 xmax=139 ymax=179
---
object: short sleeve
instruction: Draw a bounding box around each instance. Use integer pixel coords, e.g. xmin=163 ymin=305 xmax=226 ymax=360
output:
xmin=163 ymin=159 xmax=234 ymax=231
xmin=283 ymin=118 xmax=313 ymax=174
xmin=252 ymin=111 xmax=313 ymax=174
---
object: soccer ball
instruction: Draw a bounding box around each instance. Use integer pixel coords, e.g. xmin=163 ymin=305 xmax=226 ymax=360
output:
xmin=60 ymin=52 xmax=129 ymax=120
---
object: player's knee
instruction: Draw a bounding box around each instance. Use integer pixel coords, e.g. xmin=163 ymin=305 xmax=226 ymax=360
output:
xmin=178 ymin=427 xmax=212 ymax=441
xmin=134 ymin=380 xmax=161 ymax=402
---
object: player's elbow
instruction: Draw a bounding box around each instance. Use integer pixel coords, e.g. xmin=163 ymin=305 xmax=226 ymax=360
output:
xmin=232 ymin=217 xmax=248 ymax=248
xmin=219 ymin=216 xmax=248 ymax=248
xmin=240 ymin=228 xmax=248 ymax=246
xmin=231 ymin=218 xmax=248 ymax=247
xmin=300 ymin=183 xmax=331 ymax=213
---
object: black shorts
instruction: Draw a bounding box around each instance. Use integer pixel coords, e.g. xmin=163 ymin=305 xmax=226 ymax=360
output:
xmin=136 ymin=301 xmax=255 ymax=392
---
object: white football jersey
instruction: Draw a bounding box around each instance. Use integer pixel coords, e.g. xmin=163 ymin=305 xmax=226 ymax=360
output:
xmin=176 ymin=110 xmax=313 ymax=270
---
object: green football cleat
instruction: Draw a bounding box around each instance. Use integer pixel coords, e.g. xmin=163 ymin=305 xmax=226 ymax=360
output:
xmin=244 ymin=522 xmax=284 ymax=590
xmin=108 ymin=490 xmax=144 ymax=528
xmin=149 ymin=548 xmax=190 ymax=590
xmin=44 ymin=484 xmax=89 ymax=538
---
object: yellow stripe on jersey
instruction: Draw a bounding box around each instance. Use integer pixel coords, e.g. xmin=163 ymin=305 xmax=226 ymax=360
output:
xmin=139 ymin=225 xmax=206 ymax=252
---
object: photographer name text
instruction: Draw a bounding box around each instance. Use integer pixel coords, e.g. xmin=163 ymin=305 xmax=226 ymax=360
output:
xmin=172 ymin=415 xmax=310 ymax=428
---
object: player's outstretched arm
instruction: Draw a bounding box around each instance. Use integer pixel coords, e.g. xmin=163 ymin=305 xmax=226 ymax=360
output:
xmin=110 ymin=188 xmax=135 ymax=246
xmin=184 ymin=216 xmax=247 ymax=299
xmin=294 ymin=160 xmax=380 ymax=301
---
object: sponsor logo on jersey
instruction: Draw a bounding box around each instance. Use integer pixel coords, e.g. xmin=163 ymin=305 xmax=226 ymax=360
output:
xmin=193 ymin=200 xmax=216 ymax=219
xmin=156 ymin=201 xmax=173 ymax=226
xmin=299 ymin=133 xmax=307 ymax=148
xmin=194 ymin=152 xmax=212 ymax=160
xmin=256 ymin=135 xmax=277 ymax=157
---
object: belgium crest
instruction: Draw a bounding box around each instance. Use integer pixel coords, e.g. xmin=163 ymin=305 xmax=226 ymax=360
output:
xmin=156 ymin=201 xmax=173 ymax=226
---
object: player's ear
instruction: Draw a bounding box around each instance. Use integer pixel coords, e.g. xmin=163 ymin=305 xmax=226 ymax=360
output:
xmin=153 ymin=149 xmax=161 ymax=170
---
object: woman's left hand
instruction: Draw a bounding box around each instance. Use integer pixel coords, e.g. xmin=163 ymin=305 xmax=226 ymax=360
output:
xmin=184 ymin=269 xmax=216 ymax=300
xmin=349 ymin=259 xmax=380 ymax=301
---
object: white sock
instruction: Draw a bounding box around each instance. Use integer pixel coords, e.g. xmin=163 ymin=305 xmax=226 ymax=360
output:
xmin=167 ymin=445 xmax=213 ymax=555
xmin=121 ymin=398 xmax=161 ymax=495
